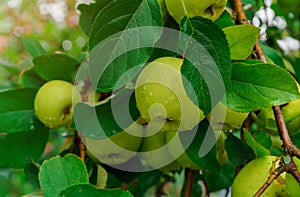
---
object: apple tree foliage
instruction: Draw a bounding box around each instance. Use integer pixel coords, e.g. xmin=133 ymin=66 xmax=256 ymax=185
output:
xmin=0 ymin=0 xmax=299 ymax=196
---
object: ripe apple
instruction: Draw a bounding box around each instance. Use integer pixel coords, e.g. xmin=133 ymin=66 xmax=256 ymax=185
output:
xmin=165 ymin=0 xmax=227 ymax=23
xmin=251 ymin=99 xmax=300 ymax=135
xmin=285 ymin=157 xmax=300 ymax=197
xmin=84 ymin=121 xmax=143 ymax=165
xmin=34 ymin=80 xmax=75 ymax=129
xmin=207 ymin=102 xmax=249 ymax=131
xmin=232 ymin=156 xmax=287 ymax=197
xmin=139 ymin=131 xmax=181 ymax=171
xmin=135 ymin=57 xmax=205 ymax=132
xmin=165 ymin=131 xmax=202 ymax=170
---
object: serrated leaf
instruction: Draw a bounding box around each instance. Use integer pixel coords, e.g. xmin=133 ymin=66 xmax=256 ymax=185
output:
xmin=22 ymin=37 xmax=47 ymax=58
xmin=88 ymin=0 xmax=163 ymax=92
xmin=0 ymin=121 xmax=49 ymax=168
xmin=39 ymin=154 xmax=89 ymax=197
xmin=227 ymin=62 xmax=300 ymax=112
xmin=33 ymin=54 xmax=79 ymax=82
xmin=215 ymin=10 xmax=234 ymax=29
xmin=77 ymin=0 xmax=113 ymax=36
xmin=58 ymin=184 xmax=133 ymax=197
xmin=179 ymin=119 xmax=220 ymax=173
xmin=244 ymin=129 xmax=271 ymax=157
xmin=179 ymin=16 xmax=231 ymax=114
xmin=260 ymin=42 xmax=285 ymax=68
xmin=19 ymin=68 xmax=46 ymax=88
xmin=223 ymin=25 xmax=260 ymax=60
xmin=0 ymin=88 xmax=38 ymax=133
xmin=225 ymin=133 xmax=254 ymax=165
xmin=74 ymin=88 xmax=140 ymax=139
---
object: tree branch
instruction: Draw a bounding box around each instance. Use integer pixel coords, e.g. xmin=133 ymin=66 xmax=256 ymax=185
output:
xmin=183 ymin=168 xmax=195 ymax=197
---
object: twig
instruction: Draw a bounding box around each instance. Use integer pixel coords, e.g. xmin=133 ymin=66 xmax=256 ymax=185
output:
xmin=272 ymin=106 xmax=300 ymax=158
xmin=183 ymin=168 xmax=195 ymax=197
xmin=241 ymin=113 xmax=252 ymax=141
xmin=232 ymin=0 xmax=248 ymax=24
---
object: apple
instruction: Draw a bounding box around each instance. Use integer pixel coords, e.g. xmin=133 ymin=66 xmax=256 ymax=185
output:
xmin=139 ymin=131 xmax=181 ymax=171
xmin=34 ymin=80 xmax=75 ymax=129
xmin=207 ymin=102 xmax=249 ymax=131
xmin=251 ymin=99 xmax=300 ymax=135
xmin=165 ymin=131 xmax=202 ymax=170
xmin=285 ymin=157 xmax=300 ymax=197
xmin=232 ymin=156 xmax=287 ymax=197
xmin=84 ymin=120 xmax=143 ymax=165
xmin=135 ymin=57 xmax=205 ymax=132
xmin=165 ymin=0 xmax=227 ymax=23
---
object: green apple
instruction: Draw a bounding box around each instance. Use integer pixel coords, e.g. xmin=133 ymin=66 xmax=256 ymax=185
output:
xmin=34 ymin=80 xmax=75 ymax=128
xmin=252 ymin=99 xmax=300 ymax=135
xmin=232 ymin=156 xmax=287 ymax=197
xmin=165 ymin=0 xmax=227 ymax=23
xmin=165 ymin=131 xmax=202 ymax=170
xmin=285 ymin=157 xmax=300 ymax=197
xmin=140 ymin=131 xmax=181 ymax=171
xmin=85 ymin=121 xmax=143 ymax=165
xmin=135 ymin=57 xmax=205 ymax=132
xmin=207 ymin=102 xmax=249 ymax=131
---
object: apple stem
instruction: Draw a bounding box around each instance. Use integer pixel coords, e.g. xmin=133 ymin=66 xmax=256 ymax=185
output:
xmin=183 ymin=168 xmax=195 ymax=197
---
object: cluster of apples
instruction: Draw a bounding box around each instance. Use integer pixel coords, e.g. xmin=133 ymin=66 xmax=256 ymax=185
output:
xmin=33 ymin=0 xmax=300 ymax=195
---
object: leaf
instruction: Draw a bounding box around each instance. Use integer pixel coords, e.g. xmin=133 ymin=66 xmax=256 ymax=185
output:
xmin=215 ymin=10 xmax=234 ymax=29
xmin=225 ymin=133 xmax=254 ymax=165
xmin=179 ymin=119 xmax=220 ymax=173
xmin=223 ymin=25 xmax=260 ymax=60
xmin=24 ymin=159 xmax=41 ymax=188
xmin=179 ymin=16 xmax=231 ymax=114
xmin=244 ymin=129 xmax=271 ymax=157
xmin=33 ymin=54 xmax=80 ymax=82
xmin=39 ymin=154 xmax=89 ymax=197
xmin=0 ymin=88 xmax=38 ymax=133
xmin=22 ymin=37 xmax=47 ymax=58
xmin=0 ymin=121 xmax=49 ymax=168
xmin=58 ymin=184 xmax=134 ymax=197
xmin=260 ymin=42 xmax=285 ymax=68
xmin=96 ymin=165 xmax=108 ymax=189
xmin=74 ymin=88 xmax=140 ymax=139
xmin=227 ymin=62 xmax=300 ymax=112
xmin=88 ymin=0 xmax=163 ymax=92
xmin=19 ymin=68 xmax=46 ymax=88
xmin=0 ymin=175 xmax=10 ymax=196
xmin=77 ymin=0 xmax=113 ymax=36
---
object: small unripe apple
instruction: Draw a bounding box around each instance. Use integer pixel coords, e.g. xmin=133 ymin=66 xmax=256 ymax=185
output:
xmin=252 ymin=99 xmax=300 ymax=135
xmin=135 ymin=57 xmax=205 ymax=132
xmin=232 ymin=156 xmax=287 ymax=197
xmin=34 ymin=80 xmax=74 ymax=128
xmin=165 ymin=0 xmax=227 ymax=23
xmin=207 ymin=102 xmax=249 ymax=131
xmin=139 ymin=131 xmax=181 ymax=171
xmin=85 ymin=121 xmax=143 ymax=165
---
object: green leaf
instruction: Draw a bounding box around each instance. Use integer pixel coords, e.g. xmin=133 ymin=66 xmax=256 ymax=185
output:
xmin=58 ymin=184 xmax=134 ymax=197
xmin=244 ymin=129 xmax=271 ymax=157
xmin=89 ymin=0 xmax=163 ymax=92
xmin=77 ymin=0 xmax=113 ymax=36
xmin=179 ymin=16 xmax=231 ymax=114
xmin=22 ymin=36 xmax=47 ymax=58
xmin=215 ymin=10 xmax=234 ymax=29
xmin=223 ymin=25 xmax=260 ymax=60
xmin=225 ymin=133 xmax=254 ymax=165
xmin=0 ymin=175 xmax=10 ymax=196
xmin=260 ymin=42 xmax=285 ymax=68
xmin=96 ymin=165 xmax=108 ymax=189
xmin=74 ymin=88 xmax=140 ymax=139
xmin=33 ymin=54 xmax=80 ymax=82
xmin=24 ymin=159 xmax=41 ymax=188
xmin=0 ymin=88 xmax=38 ymax=133
xmin=179 ymin=119 xmax=220 ymax=173
xmin=39 ymin=154 xmax=89 ymax=197
xmin=19 ymin=68 xmax=46 ymax=88
xmin=227 ymin=62 xmax=300 ymax=112
xmin=0 ymin=121 xmax=49 ymax=168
